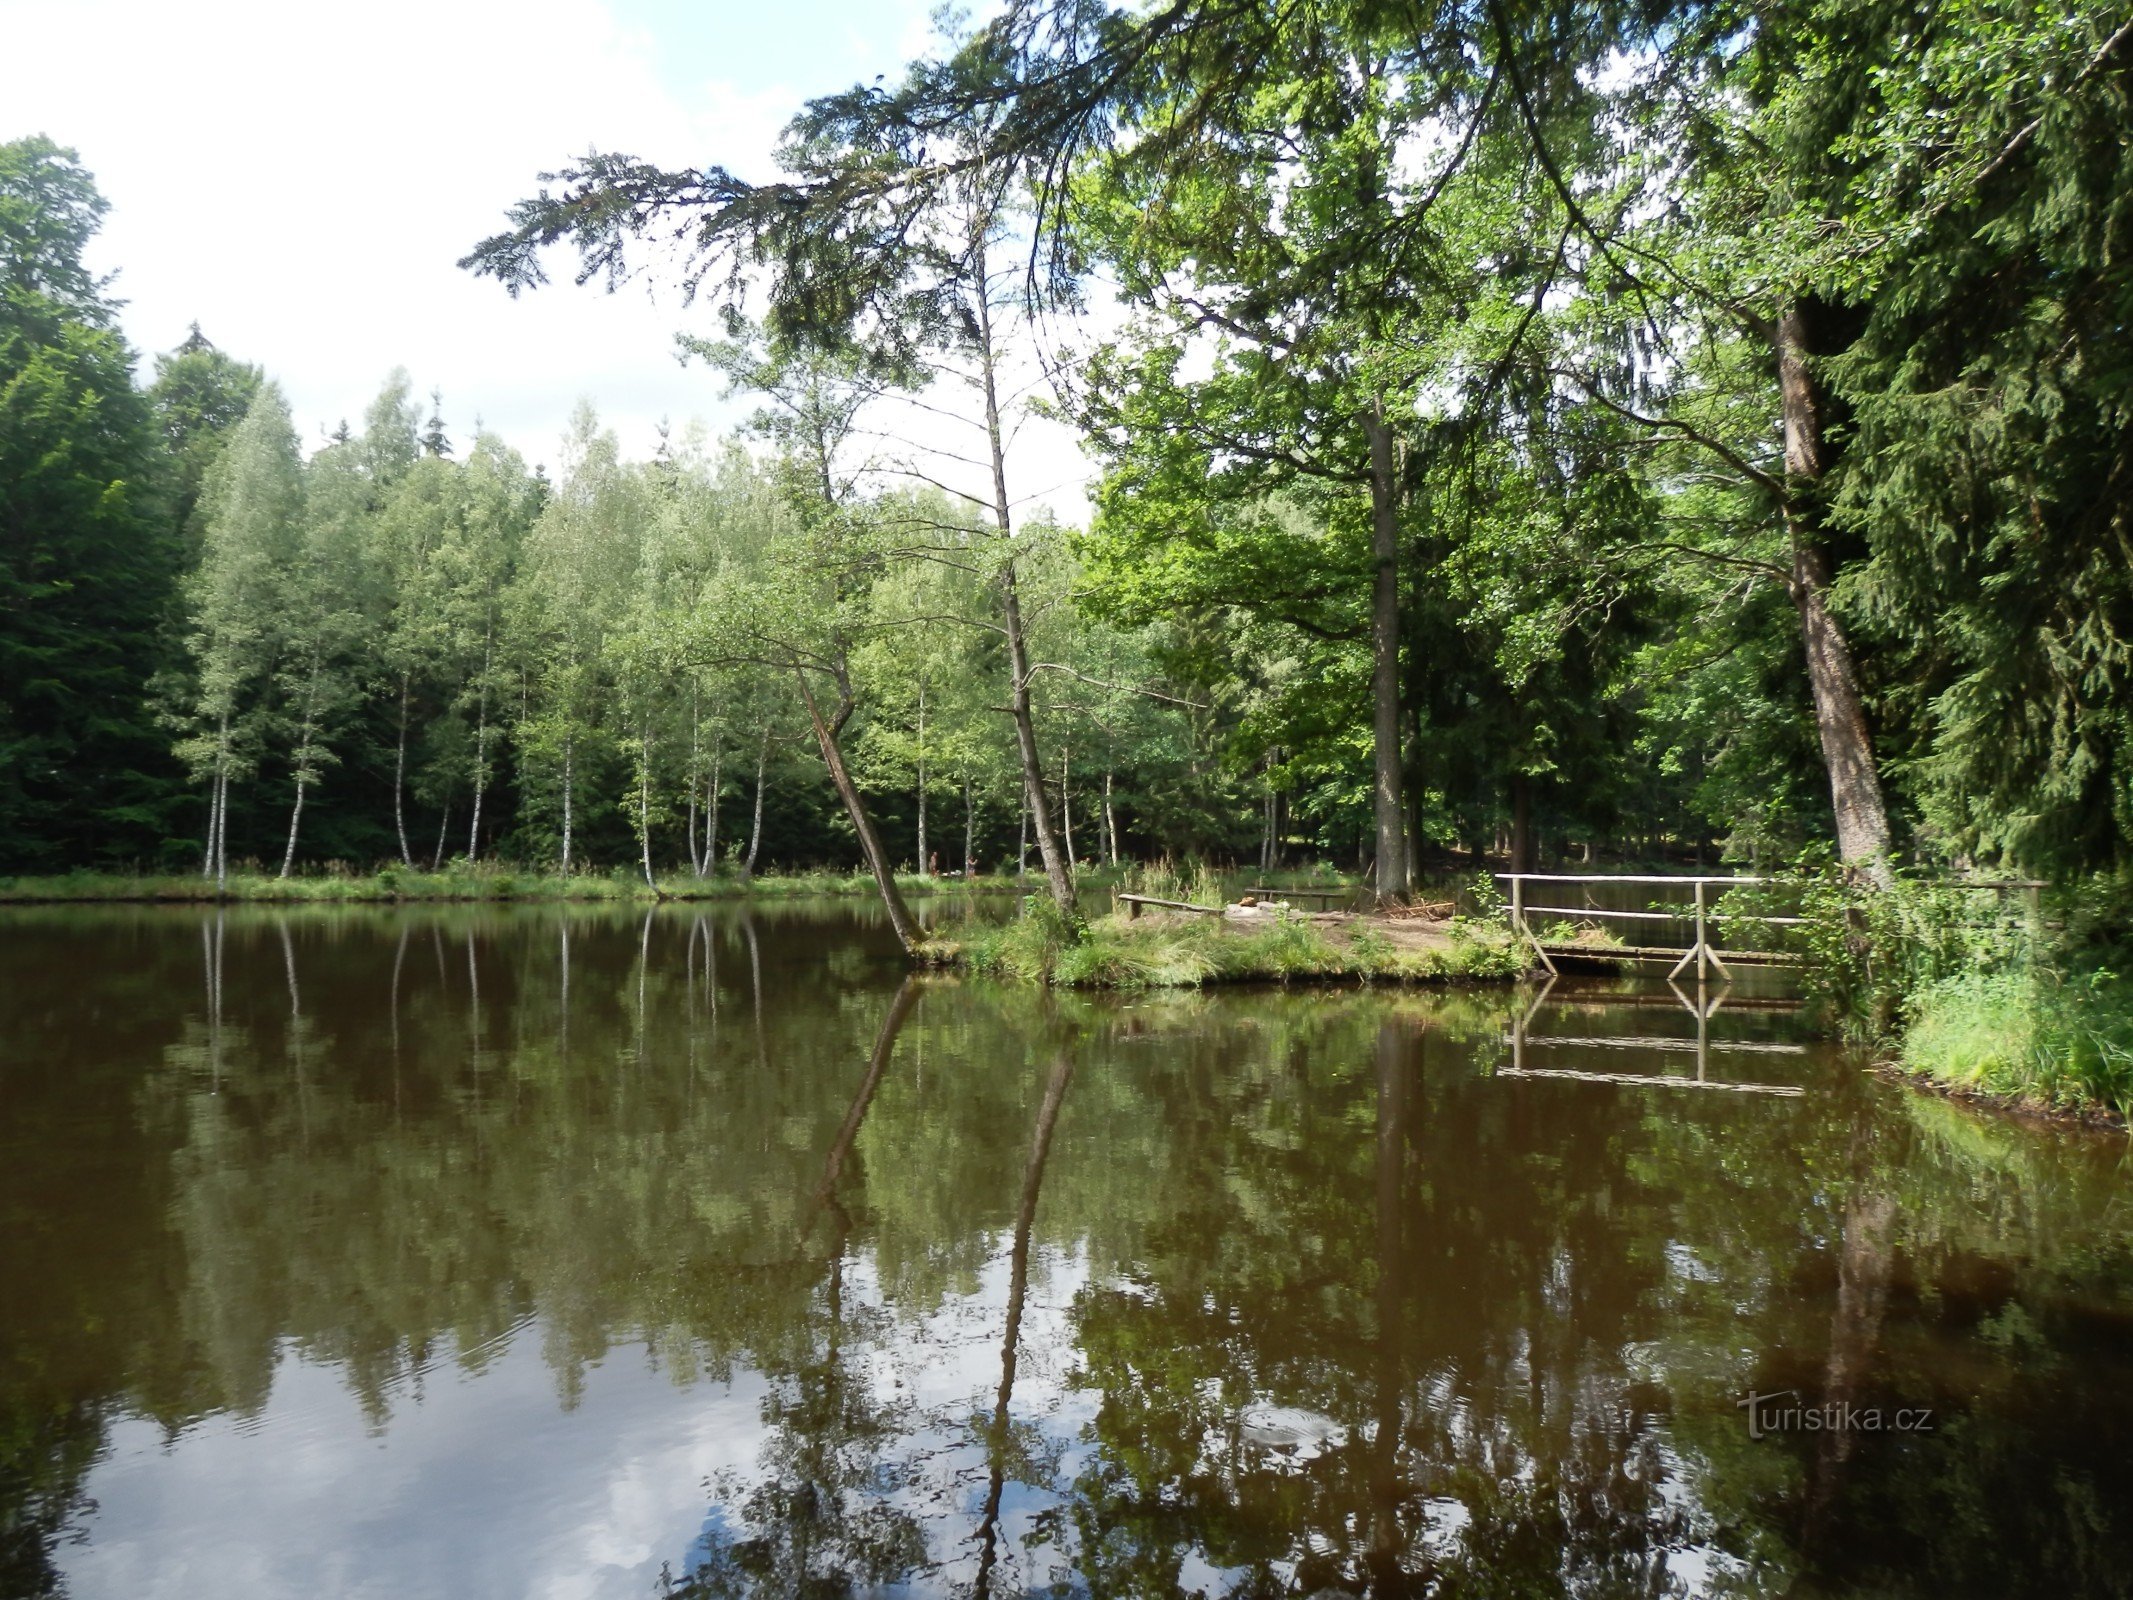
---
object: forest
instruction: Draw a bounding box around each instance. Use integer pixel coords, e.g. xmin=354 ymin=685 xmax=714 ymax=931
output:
xmin=4 ymin=0 xmax=2131 ymax=928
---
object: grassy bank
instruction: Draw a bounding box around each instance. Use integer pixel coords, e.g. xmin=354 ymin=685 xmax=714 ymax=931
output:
xmin=1899 ymin=970 xmax=2133 ymax=1122
xmin=1757 ymin=865 xmax=2133 ymax=1122
xmin=0 ymin=864 xmax=1025 ymax=904
xmin=925 ymin=901 xmax=1525 ymax=989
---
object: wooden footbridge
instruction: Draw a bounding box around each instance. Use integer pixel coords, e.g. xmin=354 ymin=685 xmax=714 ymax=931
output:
xmin=1498 ymin=870 xmax=2041 ymax=978
xmin=1498 ymin=872 xmax=1804 ymax=979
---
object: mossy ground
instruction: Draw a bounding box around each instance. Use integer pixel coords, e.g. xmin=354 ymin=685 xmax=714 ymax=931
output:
xmin=926 ymin=901 xmax=1526 ymax=989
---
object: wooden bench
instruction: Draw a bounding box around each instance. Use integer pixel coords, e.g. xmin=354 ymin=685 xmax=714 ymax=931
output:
xmin=1243 ymin=885 xmax=1352 ymax=906
xmin=1116 ymin=893 xmax=1223 ymax=919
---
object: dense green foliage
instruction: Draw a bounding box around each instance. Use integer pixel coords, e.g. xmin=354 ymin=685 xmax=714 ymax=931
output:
xmin=1 ymin=139 xmax=185 ymax=867
xmin=6 ymin=3 xmax=2132 ymax=913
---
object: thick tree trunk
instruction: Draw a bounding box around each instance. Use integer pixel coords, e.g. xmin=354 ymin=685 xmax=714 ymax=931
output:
xmin=1778 ymin=305 xmax=1894 ymax=887
xmin=393 ymin=675 xmax=414 ymax=867
xmin=794 ymin=666 xmax=921 ymax=953
xmin=972 ymin=234 xmax=1078 ymax=923
xmin=1362 ymin=404 xmax=1410 ymax=903
xmin=745 ymin=725 xmax=768 ymax=875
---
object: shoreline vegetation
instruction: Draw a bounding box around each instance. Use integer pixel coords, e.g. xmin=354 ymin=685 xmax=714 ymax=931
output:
xmin=1895 ymin=970 xmax=2133 ymax=1127
xmin=11 ymin=856 xmax=2131 ymax=1125
xmin=1747 ymin=870 xmax=2133 ymax=1125
xmin=924 ymin=903 xmax=1525 ymax=989
xmin=925 ymin=861 xmax=1525 ymax=989
xmin=0 ymin=864 xmax=1030 ymax=905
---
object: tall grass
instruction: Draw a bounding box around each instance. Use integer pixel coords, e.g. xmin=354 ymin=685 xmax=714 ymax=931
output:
xmin=1902 ymin=969 xmax=2133 ymax=1119
xmin=1118 ymin=856 xmax=1226 ymax=907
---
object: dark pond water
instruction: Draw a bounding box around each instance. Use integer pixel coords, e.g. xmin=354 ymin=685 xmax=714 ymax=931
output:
xmin=3 ymin=902 xmax=2131 ymax=1599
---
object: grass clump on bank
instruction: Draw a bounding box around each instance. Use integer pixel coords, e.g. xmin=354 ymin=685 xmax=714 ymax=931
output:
xmin=928 ymin=897 xmax=1524 ymax=990
xmin=1901 ymin=969 xmax=2133 ymax=1121
xmin=0 ymin=864 xmax=1022 ymax=904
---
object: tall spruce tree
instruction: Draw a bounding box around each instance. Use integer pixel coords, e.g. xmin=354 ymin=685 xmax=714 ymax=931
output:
xmin=0 ymin=137 xmax=185 ymax=868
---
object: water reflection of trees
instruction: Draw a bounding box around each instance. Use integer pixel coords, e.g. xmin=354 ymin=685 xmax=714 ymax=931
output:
xmin=1 ymin=908 xmax=2130 ymax=1597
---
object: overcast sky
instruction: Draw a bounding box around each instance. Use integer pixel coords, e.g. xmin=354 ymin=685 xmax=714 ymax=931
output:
xmin=4 ymin=0 xmax=1095 ymax=514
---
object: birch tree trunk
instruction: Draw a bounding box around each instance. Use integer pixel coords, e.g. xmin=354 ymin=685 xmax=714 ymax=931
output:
xmin=638 ymin=723 xmax=656 ymax=889
xmin=467 ymin=656 xmax=491 ymax=861
xmin=279 ymin=770 xmax=309 ymax=880
xmin=745 ymin=725 xmax=768 ymax=876
xmin=214 ymin=761 xmax=230 ymax=893
xmin=1059 ymin=743 xmax=1076 ymax=873
xmin=915 ymin=681 xmax=928 ymax=874
xmin=393 ymin=674 xmax=414 ymax=867
xmin=203 ymin=712 xmax=229 ymax=880
xmin=964 ymin=777 xmax=976 ymax=876
xmin=703 ymin=739 xmax=722 ymax=878
xmin=560 ymin=732 xmax=574 ymax=874
xmin=686 ymin=690 xmax=702 ymax=877
xmin=1777 ymin=305 xmax=1894 ymax=887
xmin=202 ymin=759 xmax=220 ymax=879
xmin=279 ymin=654 xmax=324 ymax=880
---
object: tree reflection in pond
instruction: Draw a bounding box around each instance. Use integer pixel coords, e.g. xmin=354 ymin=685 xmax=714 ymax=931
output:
xmin=1 ymin=904 xmax=2129 ymax=1599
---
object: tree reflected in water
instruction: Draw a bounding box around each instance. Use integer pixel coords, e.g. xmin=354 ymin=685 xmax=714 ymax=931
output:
xmin=1 ymin=907 xmax=2130 ymax=1598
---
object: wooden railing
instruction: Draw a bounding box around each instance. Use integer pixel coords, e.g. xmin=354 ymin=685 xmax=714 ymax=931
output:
xmin=1497 ymin=873 xmax=1804 ymax=980
xmin=1496 ymin=871 xmax=2043 ymax=979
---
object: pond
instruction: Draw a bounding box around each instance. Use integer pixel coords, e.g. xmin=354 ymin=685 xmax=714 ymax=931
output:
xmin=3 ymin=902 xmax=2130 ymax=1598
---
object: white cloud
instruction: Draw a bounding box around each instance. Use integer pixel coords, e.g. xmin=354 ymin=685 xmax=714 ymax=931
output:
xmin=2 ymin=0 xmax=1091 ymax=515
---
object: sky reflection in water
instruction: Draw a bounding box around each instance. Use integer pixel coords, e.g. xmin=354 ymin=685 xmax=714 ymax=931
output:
xmin=2 ymin=901 xmax=2130 ymax=1599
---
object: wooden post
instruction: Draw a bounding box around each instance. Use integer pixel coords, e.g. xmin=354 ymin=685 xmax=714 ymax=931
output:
xmin=1695 ymin=879 xmax=1708 ymax=984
